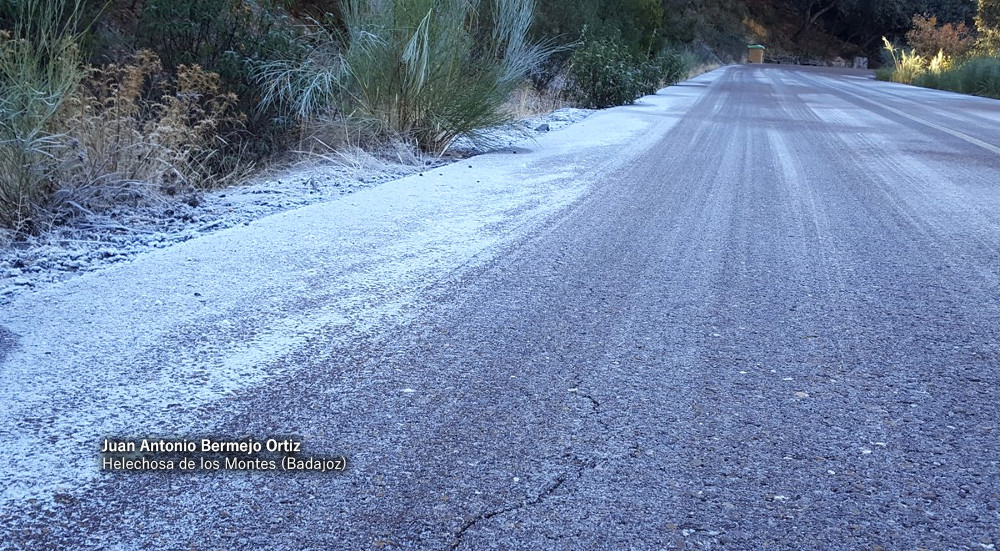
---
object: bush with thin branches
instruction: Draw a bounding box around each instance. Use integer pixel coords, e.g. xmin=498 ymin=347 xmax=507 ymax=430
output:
xmin=52 ymin=51 xmax=245 ymax=215
xmin=906 ymin=14 xmax=974 ymax=59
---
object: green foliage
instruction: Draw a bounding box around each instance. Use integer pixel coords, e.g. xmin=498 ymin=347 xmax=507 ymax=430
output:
xmin=0 ymin=0 xmax=85 ymax=233
xmin=636 ymin=48 xmax=691 ymax=95
xmin=257 ymin=0 xmax=555 ymax=152
xmin=918 ymin=0 xmax=977 ymax=24
xmin=533 ymin=0 xmax=663 ymax=54
xmin=134 ymin=0 xmax=305 ymax=160
xmin=568 ymin=35 xmax=640 ymax=108
xmin=977 ymin=0 xmax=1000 ymax=54
xmin=567 ymin=31 xmax=690 ymax=109
xmin=914 ymin=56 xmax=1000 ymax=98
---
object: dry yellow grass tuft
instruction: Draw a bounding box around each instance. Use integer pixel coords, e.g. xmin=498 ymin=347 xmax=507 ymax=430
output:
xmin=502 ymin=84 xmax=569 ymax=119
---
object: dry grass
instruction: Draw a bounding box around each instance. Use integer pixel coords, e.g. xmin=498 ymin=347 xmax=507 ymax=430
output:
xmin=685 ymin=61 xmax=722 ymax=80
xmin=25 ymin=50 xmax=247 ymax=230
xmin=877 ymin=37 xmax=931 ymax=84
xmin=1 ymin=7 xmax=250 ymax=236
xmin=502 ymin=84 xmax=569 ymax=118
xmin=278 ymin=112 xmax=432 ymax=184
xmin=0 ymin=0 xmax=85 ymax=234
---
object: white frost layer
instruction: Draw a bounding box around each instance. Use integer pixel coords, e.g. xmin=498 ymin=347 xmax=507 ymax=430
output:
xmin=0 ymin=69 xmax=726 ymax=506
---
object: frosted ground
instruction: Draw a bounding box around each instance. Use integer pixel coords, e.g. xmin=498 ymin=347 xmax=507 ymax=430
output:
xmin=0 ymin=108 xmax=593 ymax=304
xmin=0 ymin=70 xmax=721 ymax=516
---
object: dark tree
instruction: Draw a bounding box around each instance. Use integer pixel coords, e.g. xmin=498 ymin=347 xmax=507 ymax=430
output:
xmin=792 ymin=0 xmax=840 ymax=42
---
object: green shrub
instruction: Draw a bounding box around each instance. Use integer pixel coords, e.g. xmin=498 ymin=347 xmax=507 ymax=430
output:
xmin=532 ymin=0 xmax=664 ymax=59
xmin=635 ymin=49 xmax=690 ymax=96
xmin=977 ymin=0 xmax=1000 ymax=55
xmin=568 ymin=36 xmax=640 ymax=108
xmin=0 ymin=0 xmax=85 ymax=233
xmin=569 ymin=35 xmax=691 ymax=108
xmin=916 ymin=56 xmax=1000 ymax=98
xmin=955 ymin=57 xmax=1000 ymax=97
xmin=257 ymin=0 xmax=555 ymax=152
xmin=657 ymin=48 xmax=692 ymax=85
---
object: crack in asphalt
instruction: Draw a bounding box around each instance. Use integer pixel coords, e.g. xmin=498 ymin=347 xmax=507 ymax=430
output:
xmin=448 ymin=474 xmax=568 ymax=550
xmin=448 ymin=378 xmax=612 ymax=549
xmin=569 ymin=387 xmax=601 ymax=413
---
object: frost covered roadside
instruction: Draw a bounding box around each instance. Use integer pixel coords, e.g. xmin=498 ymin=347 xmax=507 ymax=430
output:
xmin=0 ymin=71 xmax=725 ymax=513
xmin=0 ymin=108 xmax=593 ymax=304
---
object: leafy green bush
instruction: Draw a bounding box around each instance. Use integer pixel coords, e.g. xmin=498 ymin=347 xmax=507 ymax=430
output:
xmin=532 ymin=0 xmax=664 ymax=59
xmin=648 ymin=48 xmax=692 ymax=89
xmin=0 ymin=0 xmax=85 ymax=233
xmin=569 ymin=35 xmax=691 ymax=108
xmin=257 ymin=0 xmax=555 ymax=152
xmin=529 ymin=0 xmax=666 ymax=90
xmin=977 ymin=0 xmax=1000 ymax=55
xmin=568 ymin=36 xmax=640 ymax=108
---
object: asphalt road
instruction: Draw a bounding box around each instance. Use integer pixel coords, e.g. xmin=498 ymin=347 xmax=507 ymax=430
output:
xmin=4 ymin=65 xmax=1000 ymax=550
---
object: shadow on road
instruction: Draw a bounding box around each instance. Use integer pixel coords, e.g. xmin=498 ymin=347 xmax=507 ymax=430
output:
xmin=0 ymin=325 xmax=18 ymax=365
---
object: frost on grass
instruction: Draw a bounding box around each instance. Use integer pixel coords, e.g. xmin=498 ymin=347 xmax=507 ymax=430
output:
xmin=0 ymin=108 xmax=592 ymax=304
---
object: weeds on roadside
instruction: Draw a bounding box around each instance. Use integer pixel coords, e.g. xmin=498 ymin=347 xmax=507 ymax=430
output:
xmin=567 ymin=30 xmax=691 ymax=108
xmin=502 ymin=83 xmax=568 ymax=118
xmin=877 ymin=37 xmax=929 ymax=84
xmin=878 ymin=36 xmax=1000 ymax=100
xmin=1 ymin=33 xmax=245 ymax=234
xmin=134 ymin=0 xmax=304 ymax=162
xmin=0 ymin=0 xmax=85 ymax=233
xmin=54 ymin=51 xmax=245 ymax=217
xmin=915 ymin=56 xmax=1000 ymax=99
xmin=257 ymin=0 xmax=557 ymax=153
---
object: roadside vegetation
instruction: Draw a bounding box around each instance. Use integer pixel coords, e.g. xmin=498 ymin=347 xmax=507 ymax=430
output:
xmin=877 ymin=1 xmax=1000 ymax=99
xmin=2 ymin=0 xmax=994 ymax=239
xmin=256 ymin=0 xmax=557 ymax=153
xmin=0 ymin=0 xmax=707 ymax=237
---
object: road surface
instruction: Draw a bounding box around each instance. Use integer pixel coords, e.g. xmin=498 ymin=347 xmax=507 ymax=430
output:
xmin=3 ymin=65 xmax=1000 ymax=550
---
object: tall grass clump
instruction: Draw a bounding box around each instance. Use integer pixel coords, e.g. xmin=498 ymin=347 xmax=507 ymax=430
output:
xmin=0 ymin=0 xmax=85 ymax=233
xmin=876 ymin=37 xmax=929 ymax=84
xmin=915 ymin=56 xmax=1000 ymax=98
xmin=879 ymin=35 xmax=1000 ymax=100
xmin=258 ymin=0 xmax=555 ymax=152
